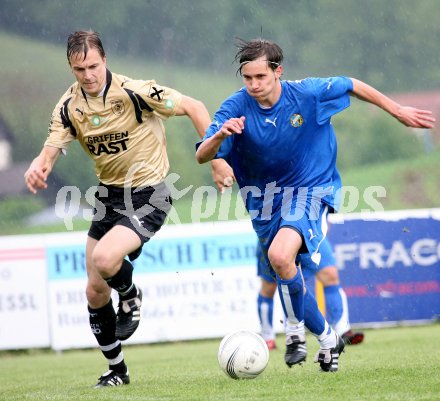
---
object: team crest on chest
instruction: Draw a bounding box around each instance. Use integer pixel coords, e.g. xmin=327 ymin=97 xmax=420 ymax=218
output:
xmin=111 ymin=99 xmax=125 ymax=116
xmin=290 ymin=113 xmax=304 ymax=127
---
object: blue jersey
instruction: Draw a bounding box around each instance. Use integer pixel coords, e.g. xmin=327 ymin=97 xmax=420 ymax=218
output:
xmin=204 ymin=77 xmax=353 ymax=224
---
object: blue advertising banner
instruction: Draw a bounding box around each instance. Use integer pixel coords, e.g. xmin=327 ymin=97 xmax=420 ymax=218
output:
xmin=132 ymin=233 xmax=257 ymax=273
xmin=327 ymin=212 xmax=440 ymax=324
xmin=46 ymin=232 xmax=258 ymax=280
xmin=46 ymin=245 xmax=86 ymax=280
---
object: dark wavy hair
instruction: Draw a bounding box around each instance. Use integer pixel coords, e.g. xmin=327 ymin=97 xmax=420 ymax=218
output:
xmin=234 ymin=38 xmax=283 ymax=76
xmin=67 ymin=30 xmax=105 ymax=64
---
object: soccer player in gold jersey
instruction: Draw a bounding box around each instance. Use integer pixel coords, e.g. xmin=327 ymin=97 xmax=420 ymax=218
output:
xmin=24 ymin=30 xmax=232 ymax=388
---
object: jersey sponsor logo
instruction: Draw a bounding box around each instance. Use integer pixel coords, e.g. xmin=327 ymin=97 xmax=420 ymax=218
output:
xmin=111 ymin=99 xmax=125 ymax=116
xmin=290 ymin=113 xmax=303 ymax=127
xmin=86 ymin=131 xmax=129 ymax=156
xmin=265 ymin=117 xmax=277 ymax=127
xmin=148 ymin=85 xmax=165 ymax=101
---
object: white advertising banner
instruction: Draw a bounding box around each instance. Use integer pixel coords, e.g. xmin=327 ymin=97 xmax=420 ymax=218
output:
xmin=0 ymin=236 xmax=50 ymax=349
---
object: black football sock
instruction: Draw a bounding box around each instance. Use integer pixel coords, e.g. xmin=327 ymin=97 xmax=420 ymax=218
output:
xmin=88 ymin=300 xmax=127 ymax=374
xmin=105 ymin=259 xmax=137 ymax=300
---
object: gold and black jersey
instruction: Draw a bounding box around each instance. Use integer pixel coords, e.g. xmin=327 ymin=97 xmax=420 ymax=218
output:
xmin=45 ymin=70 xmax=182 ymax=187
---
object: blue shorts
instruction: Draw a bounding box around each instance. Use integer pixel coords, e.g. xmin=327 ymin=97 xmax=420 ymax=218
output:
xmin=254 ymin=195 xmax=331 ymax=274
xmin=257 ymin=237 xmax=336 ymax=284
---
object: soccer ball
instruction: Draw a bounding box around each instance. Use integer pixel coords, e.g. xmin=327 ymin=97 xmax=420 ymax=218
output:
xmin=217 ymin=330 xmax=269 ymax=380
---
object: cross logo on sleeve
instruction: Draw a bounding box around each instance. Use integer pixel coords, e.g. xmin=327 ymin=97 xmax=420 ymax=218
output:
xmin=148 ymin=85 xmax=164 ymax=101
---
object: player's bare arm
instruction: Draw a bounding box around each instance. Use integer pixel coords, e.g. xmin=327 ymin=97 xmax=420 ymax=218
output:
xmin=350 ymin=78 xmax=436 ymax=129
xmin=24 ymin=146 xmax=61 ymax=194
xmin=196 ymin=117 xmax=245 ymax=164
xmin=175 ymin=95 xmax=235 ymax=191
xmin=175 ymin=95 xmax=211 ymax=137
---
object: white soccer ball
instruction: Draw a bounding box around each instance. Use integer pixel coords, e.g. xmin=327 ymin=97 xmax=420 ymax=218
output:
xmin=217 ymin=330 xmax=269 ymax=380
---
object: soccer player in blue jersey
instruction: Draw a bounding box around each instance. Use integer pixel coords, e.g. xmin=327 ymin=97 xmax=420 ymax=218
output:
xmin=257 ymin=238 xmax=364 ymax=351
xmin=196 ymin=38 xmax=434 ymax=371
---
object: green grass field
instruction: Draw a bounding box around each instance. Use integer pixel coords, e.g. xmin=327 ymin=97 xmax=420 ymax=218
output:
xmin=1 ymin=324 xmax=439 ymax=401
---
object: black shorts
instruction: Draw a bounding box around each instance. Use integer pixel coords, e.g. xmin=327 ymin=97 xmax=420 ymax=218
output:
xmin=88 ymin=182 xmax=172 ymax=261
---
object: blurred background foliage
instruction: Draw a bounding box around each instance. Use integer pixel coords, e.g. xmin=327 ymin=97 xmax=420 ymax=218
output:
xmin=1 ymin=0 xmax=440 ymax=91
xmin=0 ymin=0 xmax=439 ymax=232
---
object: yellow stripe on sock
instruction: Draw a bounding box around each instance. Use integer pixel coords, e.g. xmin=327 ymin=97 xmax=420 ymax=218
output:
xmin=315 ymin=277 xmax=326 ymax=317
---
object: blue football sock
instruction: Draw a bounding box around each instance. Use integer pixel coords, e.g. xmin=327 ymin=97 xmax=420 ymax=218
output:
xmin=277 ymin=270 xmax=304 ymax=325
xmin=303 ymin=285 xmax=326 ymax=335
xmin=325 ymin=284 xmax=350 ymax=335
xmin=257 ymin=293 xmax=275 ymax=340
xmin=324 ymin=285 xmax=343 ymax=326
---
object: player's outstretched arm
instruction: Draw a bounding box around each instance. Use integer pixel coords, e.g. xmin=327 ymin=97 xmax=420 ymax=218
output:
xmin=175 ymin=95 xmax=235 ymax=191
xmin=175 ymin=95 xmax=211 ymax=138
xmin=196 ymin=117 xmax=245 ymax=164
xmin=24 ymin=146 xmax=61 ymax=194
xmin=350 ymin=78 xmax=436 ymax=129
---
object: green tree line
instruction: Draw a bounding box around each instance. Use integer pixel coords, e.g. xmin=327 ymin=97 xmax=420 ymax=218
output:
xmin=1 ymin=0 xmax=439 ymax=91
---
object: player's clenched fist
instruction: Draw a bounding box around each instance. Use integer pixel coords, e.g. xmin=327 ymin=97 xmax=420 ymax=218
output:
xmin=218 ymin=116 xmax=246 ymax=138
